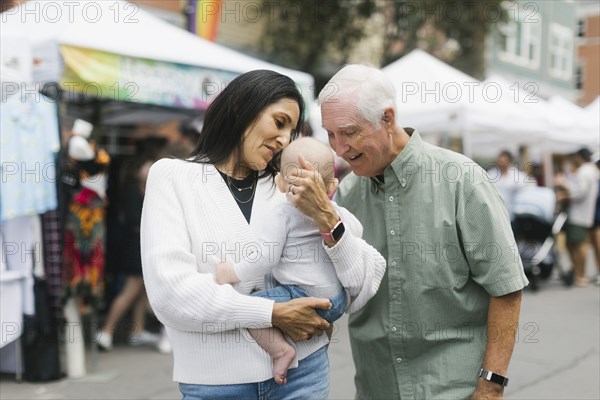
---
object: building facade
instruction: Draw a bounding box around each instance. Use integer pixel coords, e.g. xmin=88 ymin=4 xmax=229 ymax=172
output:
xmin=576 ymin=2 xmax=600 ymax=106
xmin=487 ymin=0 xmax=578 ymax=100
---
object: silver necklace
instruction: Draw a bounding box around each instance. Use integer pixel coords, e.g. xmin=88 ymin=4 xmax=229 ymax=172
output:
xmin=226 ymin=173 xmax=257 ymax=204
xmin=227 ymin=176 xmax=255 ymax=192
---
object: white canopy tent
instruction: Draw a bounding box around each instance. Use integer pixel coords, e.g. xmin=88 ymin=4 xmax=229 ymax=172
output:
xmin=585 ymin=97 xmax=600 ymax=156
xmin=1 ymin=0 xmax=314 ymax=123
xmin=544 ymin=96 xmax=599 ymax=150
xmin=586 ymin=96 xmax=599 ymax=114
xmin=382 ymin=50 xmax=552 ymax=157
xmin=382 ymin=50 xmax=600 ymax=160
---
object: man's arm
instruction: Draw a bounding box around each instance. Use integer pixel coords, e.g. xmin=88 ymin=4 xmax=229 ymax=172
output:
xmin=472 ymin=290 xmax=522 ymax=400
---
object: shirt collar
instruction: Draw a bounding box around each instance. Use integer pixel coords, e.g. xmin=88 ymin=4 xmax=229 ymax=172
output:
xmin=366 ymin=128 xmax=424 ymax=191
xmin=376 ymin=128 xmax=423 ymax=189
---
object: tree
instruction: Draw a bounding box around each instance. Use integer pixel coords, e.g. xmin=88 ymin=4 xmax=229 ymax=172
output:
xmin=260 ymin=0 xmax=376 ymax=91
xmin=382 ymin=0 xmax=505 ymax=79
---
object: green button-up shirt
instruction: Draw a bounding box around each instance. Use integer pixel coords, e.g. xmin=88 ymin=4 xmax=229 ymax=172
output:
xmin=335 ymin=130 xmax=528 ymax=400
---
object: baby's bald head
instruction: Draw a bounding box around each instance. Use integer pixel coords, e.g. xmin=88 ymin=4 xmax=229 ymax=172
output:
xmin=280 ymin=137 xmax=335 ymax=184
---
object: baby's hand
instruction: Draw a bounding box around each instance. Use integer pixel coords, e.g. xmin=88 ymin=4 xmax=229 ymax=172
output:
xmin=215 ymin=261 xmax=240 ymax=285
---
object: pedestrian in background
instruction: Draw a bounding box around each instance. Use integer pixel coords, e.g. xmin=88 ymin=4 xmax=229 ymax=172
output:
xmin=588 ymin=157 xmax=600 ymax=285
xmin=318 ymin=64 xmax=528 ymax=400
xmin=97 ymin=157 xmax=171 ymax=353
xmin=554 ymin=148 xmax=600 ymax=287
xmin=487 ymin=150 xmax=534 ymax=222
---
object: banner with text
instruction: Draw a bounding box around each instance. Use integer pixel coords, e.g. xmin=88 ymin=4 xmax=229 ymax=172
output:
xmin=60 ymin=45 xmax=238 ymax=110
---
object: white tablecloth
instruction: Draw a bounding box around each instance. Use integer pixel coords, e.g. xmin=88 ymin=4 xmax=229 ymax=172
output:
xmin=0 ymin=270 xmax=24 ymax=348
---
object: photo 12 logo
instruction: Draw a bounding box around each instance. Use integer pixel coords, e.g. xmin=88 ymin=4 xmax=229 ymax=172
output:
xmin=1 ymin=1 xmax=140 ymax=24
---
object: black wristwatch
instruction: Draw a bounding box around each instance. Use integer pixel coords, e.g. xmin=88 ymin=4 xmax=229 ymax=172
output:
xmin=479 ymin=369 xmax=509 ymax=387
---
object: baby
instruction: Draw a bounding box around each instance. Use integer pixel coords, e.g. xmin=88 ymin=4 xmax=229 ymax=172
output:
xmin=216 ymin=137 xmax=366 ymax=384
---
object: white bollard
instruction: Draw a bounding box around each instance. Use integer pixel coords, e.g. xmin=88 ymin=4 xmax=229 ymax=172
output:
xmin=63 ymin=298 xmax=86 ymax=378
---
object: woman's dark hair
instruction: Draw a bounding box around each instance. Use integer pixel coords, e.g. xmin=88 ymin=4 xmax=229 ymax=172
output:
xmin=190 ymin=69 xmax=305 ymax=180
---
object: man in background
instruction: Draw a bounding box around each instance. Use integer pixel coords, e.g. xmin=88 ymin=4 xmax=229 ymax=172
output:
xmin=555 ymin=148 xmax=599 ymax=287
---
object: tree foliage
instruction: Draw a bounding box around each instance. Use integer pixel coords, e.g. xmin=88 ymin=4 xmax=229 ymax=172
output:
xmin=260 ymin=0 xmax=376 ymax=88
xmin=382 ymin=0 xmax=505 ymax=79
xmin=260 ymin=0 xmax=506 ymax=86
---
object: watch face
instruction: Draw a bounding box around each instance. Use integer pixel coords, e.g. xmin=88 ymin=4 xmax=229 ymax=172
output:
xmin=332 ymin=221 xmax=345 ymax=242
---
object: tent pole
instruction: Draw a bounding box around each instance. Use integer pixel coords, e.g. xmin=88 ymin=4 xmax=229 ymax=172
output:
xmin=542 ymin=141 xmax=553 ymax=188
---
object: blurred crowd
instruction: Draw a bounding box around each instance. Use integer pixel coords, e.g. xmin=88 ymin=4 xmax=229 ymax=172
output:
xmin=487 ymin=148 xmax=600 ymax=289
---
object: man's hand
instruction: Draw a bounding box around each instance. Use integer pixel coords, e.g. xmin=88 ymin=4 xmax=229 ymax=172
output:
xmin=471 ymin=379 xmax=504 ymax=400
xmin=284 ymin=154 xmax=339 ymax=233
xmin=272 ymin=297 xmax=332 ymax=341
xmin=215 ymin=261 xmax=240 ymax=285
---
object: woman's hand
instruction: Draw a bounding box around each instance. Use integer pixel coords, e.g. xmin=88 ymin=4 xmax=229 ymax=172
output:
xmin=215 ymin=261 xmax=240 ymax=285
xmin=272 ymin=297 xmax=332 ymax=341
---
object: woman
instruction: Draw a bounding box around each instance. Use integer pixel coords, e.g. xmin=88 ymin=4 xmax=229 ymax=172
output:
xmin=141 ymin=70 xmax=385 ymax=399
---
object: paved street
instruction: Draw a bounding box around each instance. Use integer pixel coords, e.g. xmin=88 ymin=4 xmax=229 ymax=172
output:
xmin=1 ymin=265 xmax=598 ymax=400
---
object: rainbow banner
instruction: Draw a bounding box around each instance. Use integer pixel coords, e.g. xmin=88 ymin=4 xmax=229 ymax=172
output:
xmin=188 ymin=0 xmax=222 ymax=41
xmin=60 ymin=45 xmax=238 ymax=110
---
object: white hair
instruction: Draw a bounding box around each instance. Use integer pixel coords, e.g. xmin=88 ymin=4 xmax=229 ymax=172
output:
xmin=318 ymin=64 xmax=398 ymax=129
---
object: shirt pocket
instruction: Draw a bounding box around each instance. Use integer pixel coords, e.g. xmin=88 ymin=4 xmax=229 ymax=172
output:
xmin=401 ymin=227 xmax=469 ymax=289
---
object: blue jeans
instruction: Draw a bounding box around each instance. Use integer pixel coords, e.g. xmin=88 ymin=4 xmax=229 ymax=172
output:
xmin=178 ymin=346 xmax=329 ymax=399
xmin=252 ymin=284 xmax=346 ymax=323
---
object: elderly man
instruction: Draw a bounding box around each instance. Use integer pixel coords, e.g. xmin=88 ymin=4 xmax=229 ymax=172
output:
xmin=308 ymin=65 xmax=528 ymax=400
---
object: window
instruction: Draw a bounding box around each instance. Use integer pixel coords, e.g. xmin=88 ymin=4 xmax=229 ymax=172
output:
xmin=577 ymin=18 xmax=585 ymax=38
xmin=497 ymin=8 xmax=541 ymax=69
xmin=548 ymin=23 xmax=574 ymax=80
xmin=575 ymin=65 xmax=583 ymax=90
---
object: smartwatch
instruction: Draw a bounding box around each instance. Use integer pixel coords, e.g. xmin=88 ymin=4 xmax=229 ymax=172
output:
xmin=478 ymin=369 xmax=509 ymax=387
xmin=320 ymin=216 xmax=345 ymax=243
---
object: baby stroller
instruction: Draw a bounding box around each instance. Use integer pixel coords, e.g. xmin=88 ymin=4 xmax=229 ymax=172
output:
xmin=512 ymin=187 xmax=569 ymax=291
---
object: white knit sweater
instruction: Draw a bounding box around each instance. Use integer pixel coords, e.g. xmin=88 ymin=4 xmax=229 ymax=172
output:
xmin=141 ymin=159 xmax=386 ymax=384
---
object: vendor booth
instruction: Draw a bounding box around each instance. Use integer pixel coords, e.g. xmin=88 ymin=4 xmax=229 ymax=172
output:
xmin=0 ymin=40 xmax=62 ymax=380
xmin=1 ymin=0 xmax=314 ymax=124
xmin=1 ymin=0 xmax=315 ymax=381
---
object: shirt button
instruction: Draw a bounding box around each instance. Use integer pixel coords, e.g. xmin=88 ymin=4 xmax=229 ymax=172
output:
xmin=391 ymin=261 xmax=397 ymax=267
xmin=388 ymin=196 xmax=394 ymax=202
xmin=391 ymin=326 xmax=397 ymax=332
xmin=391 ymin=294 xmax=398 ymax=300
xmin=390 ymin=230 xmax=395 ymax=235
xmin=400 ymin=178 xmax=407 ymax=187
xmin=396 ymin=357 xmax=402 ymax=363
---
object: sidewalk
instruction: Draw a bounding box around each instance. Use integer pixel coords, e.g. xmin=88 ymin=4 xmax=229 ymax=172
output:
xmin=1 ymin=272 xmax=598 ymax=399
xmin=0 ymin=345 xmax=178 ymax=400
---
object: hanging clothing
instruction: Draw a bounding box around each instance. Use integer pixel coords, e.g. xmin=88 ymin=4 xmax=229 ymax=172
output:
xmin=62 ymin=188 xmax=106 ymax=311
xmin=0 ymin=92 xmax=60 ymax=221
xmin=41 ymin=209 xmax=64 ymax=320
xmin=0 ymin=215 xmax=44 ymax=316
xmin=0 ymin=214 xmax=49 ymax=374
